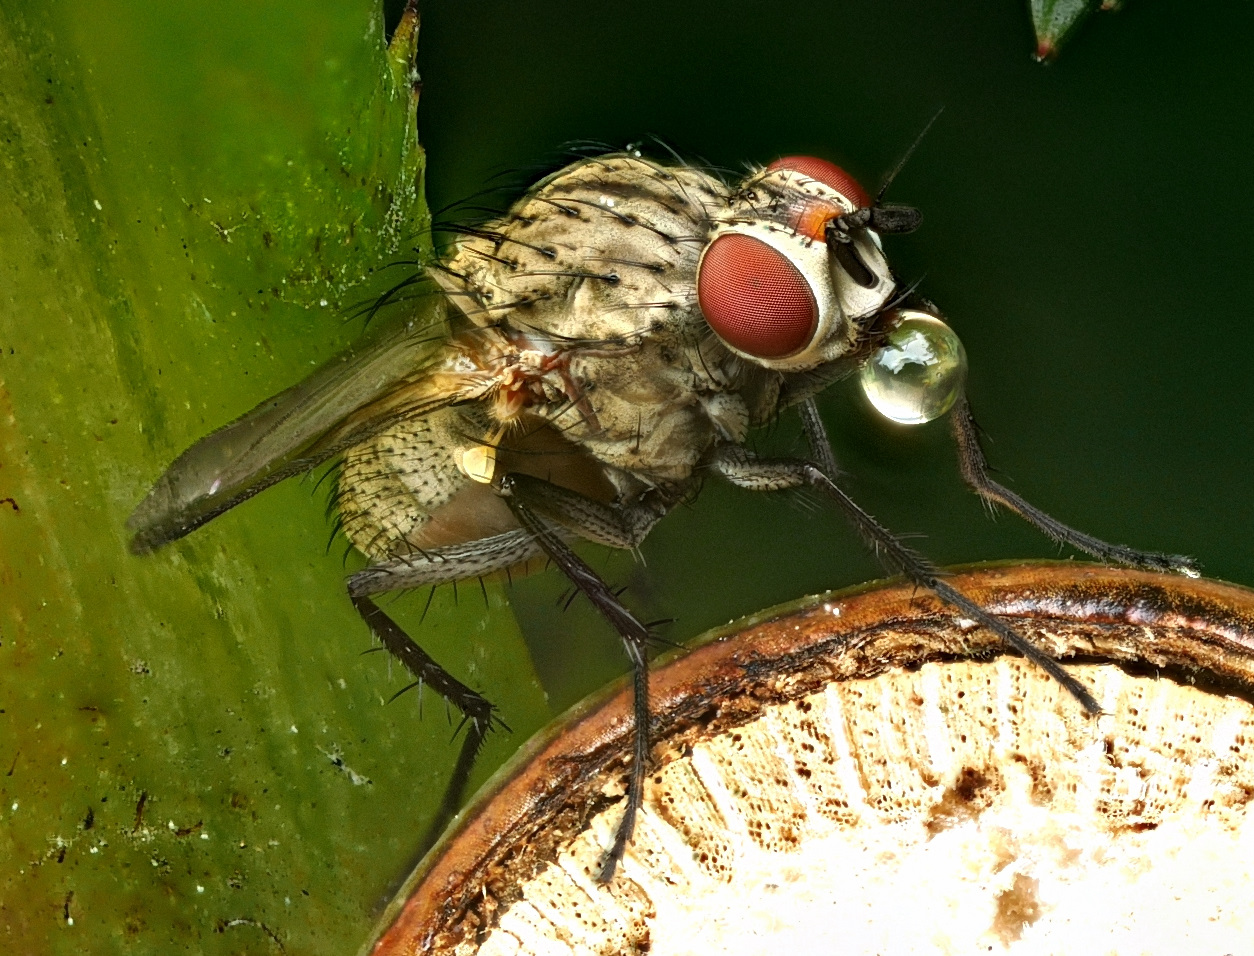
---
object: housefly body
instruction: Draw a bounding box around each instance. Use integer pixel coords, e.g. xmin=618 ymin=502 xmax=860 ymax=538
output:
xmin=129 ymin=151 xmax=1197 ymax=881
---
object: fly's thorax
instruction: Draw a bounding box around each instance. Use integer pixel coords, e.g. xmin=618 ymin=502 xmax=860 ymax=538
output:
xmin=433 ymin=152 xmax=886 ymax=486
xmin=546 ymin=340 xmax=754 ymax=483
xmin=428 ymin=153 xmax=753 ymax=486
xmin=434 ymin=154 xmax=727 ymax=345
xmin=695 ymin=162 xmax=897 ymax=372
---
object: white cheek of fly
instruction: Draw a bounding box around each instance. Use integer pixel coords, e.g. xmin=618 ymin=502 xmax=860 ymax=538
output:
xmin=861 ymin=311 xmax=968 ymax=426
xmin=831 ymin=230 xmax=895 ymax=322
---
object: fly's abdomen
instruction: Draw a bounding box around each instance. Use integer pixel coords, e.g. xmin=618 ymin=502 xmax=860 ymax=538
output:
xmin=336 ymin=408 xmax=518 ymax=562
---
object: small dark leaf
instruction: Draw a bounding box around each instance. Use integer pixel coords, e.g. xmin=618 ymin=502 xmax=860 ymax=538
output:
xmin=1029 ymin=0 xmax=1101 ymax=60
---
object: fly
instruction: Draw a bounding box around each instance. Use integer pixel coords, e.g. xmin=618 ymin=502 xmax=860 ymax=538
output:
xmin=128 ymin=150 xmax=1198 ymax=882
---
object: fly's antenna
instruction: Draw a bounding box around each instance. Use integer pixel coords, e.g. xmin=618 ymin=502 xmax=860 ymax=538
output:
xmin=876 ymin=106 xmax=945 ymax=204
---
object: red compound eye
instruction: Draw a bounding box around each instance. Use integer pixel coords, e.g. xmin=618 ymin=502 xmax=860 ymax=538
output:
xmin=697 ymin=234 xmax=818 ymax=359
xmin=766 ymin=156 xmax=871 ymax=209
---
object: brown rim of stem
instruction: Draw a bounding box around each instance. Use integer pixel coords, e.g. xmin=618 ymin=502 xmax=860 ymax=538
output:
xmin=363 ymin=561 xmax=1254 ymax=955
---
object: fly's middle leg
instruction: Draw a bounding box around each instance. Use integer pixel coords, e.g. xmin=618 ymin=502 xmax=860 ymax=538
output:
xmin=497 ymin=473 xmax=670 ymax=883
xmin=498 ymin=472 xmax=669 ymax=550
xmin=707 ymin=441 xmax=1103 ymax=714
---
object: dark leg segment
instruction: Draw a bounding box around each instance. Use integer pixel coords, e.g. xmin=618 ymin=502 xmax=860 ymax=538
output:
xmin=500 ymin=472 xmax=669 ymax=549
xmin=950 ymin=394 xmax=1198 ymax=576
xmin=349 ymin=594 xmax=502 ymax=732
xmin=499 ymin=474 xmax=652 ymax=883
xmin=799 ymin=397 xmax=840 ymax=479
xmin=348 ymin=529 xmax=543 ymax=597
xmin=344 ymin=480 xmax=669 ymax=879
xmin=708 ymin=443 xmax=1102 ymax=714
xmin=349 ymin=594 xmax=506 ymax=863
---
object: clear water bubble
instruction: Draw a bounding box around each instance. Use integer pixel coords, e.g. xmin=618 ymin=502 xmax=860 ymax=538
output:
xmin=860 ymin=310 xmax=967 ymax=425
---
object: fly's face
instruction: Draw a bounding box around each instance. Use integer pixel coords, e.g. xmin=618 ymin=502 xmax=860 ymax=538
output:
xmin=697 ymin=157 xmax=899 ymax=371
xmin=693 ymin=156 xmax=965 ymax=425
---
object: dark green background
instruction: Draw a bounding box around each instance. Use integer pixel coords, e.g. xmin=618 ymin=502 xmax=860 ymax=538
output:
xmin=414 ymin=0 xmax=1254 ymax=711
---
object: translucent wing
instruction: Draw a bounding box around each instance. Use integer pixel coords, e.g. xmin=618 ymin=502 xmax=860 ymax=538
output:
xmin=130 ymin=293 xmax=472 ymax=553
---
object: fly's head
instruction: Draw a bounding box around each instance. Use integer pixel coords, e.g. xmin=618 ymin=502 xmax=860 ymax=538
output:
xmin=698 ymin=156 xmax=965 ymax=425
xmin=697 ymin=157 xmax=917 ymax=372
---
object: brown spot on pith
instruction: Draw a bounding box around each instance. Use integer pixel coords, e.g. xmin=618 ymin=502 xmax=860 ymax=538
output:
xmin=925 ymin=766 xmax=1002 ymax=835
xmin=991 ymin=872 xmax=1044 ymax=943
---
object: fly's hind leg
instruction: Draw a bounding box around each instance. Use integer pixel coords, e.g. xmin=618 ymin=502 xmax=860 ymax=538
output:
xmin=346 ymin=529 xmax=543 ymax=860
xmin=497 ymin=473 xmax=671 ymax=883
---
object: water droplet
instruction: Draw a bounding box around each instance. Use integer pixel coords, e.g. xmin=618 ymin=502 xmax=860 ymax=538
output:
xmin=860 ymin=311 xmax=967 ymax=425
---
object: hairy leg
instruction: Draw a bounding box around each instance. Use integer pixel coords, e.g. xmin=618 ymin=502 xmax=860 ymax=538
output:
xmin=345 ymin=534 xmax=541 ymax=863
xmin=708 ymin=442 xmax=1102 ymax=714
xmin=948 ymin=393 xmax=1197 ymax=576
xmin=350 ymin=477 xmax=670 ymax=880
xmin=498 ymin=473 xmax=667 ymax=882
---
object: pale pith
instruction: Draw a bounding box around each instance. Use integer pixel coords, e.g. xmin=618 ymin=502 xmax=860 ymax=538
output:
xmin=469 ymin=657 xmax=1254 ymax=955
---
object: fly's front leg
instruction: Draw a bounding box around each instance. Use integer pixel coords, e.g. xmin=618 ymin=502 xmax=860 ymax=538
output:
xmin=346 ymin=531 xmax=538 ymax=858
xmin=799 ymin=397 xmax=840 ymax=479
xmin=950 ymin=393 xmax=1198 ymax=577
xmin=497 ymin=473 xmax=668 ymax=883
xmin=708 ymin=443 xmax=1102 ymax=714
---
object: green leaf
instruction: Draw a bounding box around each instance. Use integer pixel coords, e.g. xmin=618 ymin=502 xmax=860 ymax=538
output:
xmin=0 ymin=2 xmax=549 ymax=953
